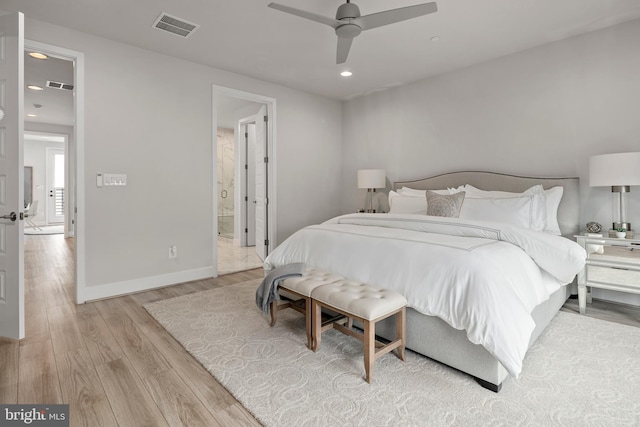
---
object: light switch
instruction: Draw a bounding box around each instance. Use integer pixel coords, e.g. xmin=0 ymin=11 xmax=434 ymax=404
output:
xmin=101 ymin=173 xmax=127 ymax=186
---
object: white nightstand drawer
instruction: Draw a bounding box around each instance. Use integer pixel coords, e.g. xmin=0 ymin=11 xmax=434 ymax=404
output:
xmin=587 ymin=265 xmax=640 ymax=288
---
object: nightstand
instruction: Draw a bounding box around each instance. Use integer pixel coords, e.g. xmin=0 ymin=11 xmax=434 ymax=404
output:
xmin=575 ymin=234 xmax=640 ymax=314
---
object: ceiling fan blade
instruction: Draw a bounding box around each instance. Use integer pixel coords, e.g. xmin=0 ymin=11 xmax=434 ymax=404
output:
xmin=336 ymin=37 xmax=353 ymax=64
xmin=268 ymin=3 xmax=341 ymax=28
xmin=355 ymin=2 xmax=438 ymax=31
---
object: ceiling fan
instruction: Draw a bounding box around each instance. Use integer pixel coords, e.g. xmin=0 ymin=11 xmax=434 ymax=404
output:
xmin=268 ymin=1 xmax=438 ymax=64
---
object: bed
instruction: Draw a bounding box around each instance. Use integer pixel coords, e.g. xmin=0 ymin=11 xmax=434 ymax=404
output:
xmin=264 ymin=171 xmax=586 ymax=392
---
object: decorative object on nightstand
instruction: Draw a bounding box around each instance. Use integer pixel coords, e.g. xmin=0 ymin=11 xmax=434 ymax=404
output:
xmin=586 ymin=221 xmax=602 ymax=234
xmin=358 ymin=169 xmax=385 ymax=213
xmin=575 ymin=233 xmax=640 ymax=314
xmin=589 ymin=152 xmax=640 ymax=238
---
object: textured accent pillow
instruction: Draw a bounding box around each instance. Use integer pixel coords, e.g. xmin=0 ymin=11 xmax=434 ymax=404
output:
xmin=426 ymin=190 xmax=465 ymax=218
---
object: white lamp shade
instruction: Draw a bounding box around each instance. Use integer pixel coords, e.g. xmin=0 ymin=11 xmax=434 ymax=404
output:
xmin=589 ymin=152 xmax=640 ymax=187
xmin=357 ymin=169 xmax=386 ymax=189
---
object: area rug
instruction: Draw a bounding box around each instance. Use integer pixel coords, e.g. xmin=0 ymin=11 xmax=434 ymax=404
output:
xmin=144 ymin=280 xmax=640 ymax=426
xmin=24 ymin=225 xmax=64 ymax=235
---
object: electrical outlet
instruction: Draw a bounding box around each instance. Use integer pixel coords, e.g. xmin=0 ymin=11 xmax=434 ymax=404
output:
xmin=168 ymin=245 xmax=177 ymax=259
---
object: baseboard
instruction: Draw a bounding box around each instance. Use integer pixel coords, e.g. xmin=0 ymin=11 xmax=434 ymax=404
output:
xmin=79 ymin=266 xmax=215 ymax=303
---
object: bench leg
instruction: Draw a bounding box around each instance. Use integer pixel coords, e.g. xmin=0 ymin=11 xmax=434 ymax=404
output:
xmin=269 ymin=301 xmax=278 ymax=327
xmin=364 ymin=319 xmax=375 ymax=383
xmin=396 ymin=308 xmax=406 ymax=361
xmin=312 ymin=299 xmax=322 ymax=352
xmin=303 ymin=296 xmax=312 ymax=349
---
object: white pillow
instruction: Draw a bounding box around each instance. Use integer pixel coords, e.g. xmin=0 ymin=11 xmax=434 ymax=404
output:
xmin=459 ymin=195 xmax=542 ymax=230
xmin=543 ymin=186 xmax=563 ymax=235
xmin=462 ymin=184 xmax=547 ymax=232
xmin=388 ymin=191 xmax=427 ymax=214
xmin=398 ymin=186 xmax=459 ymax=196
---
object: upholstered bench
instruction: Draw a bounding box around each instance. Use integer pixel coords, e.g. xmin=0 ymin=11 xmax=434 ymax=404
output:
xmin=311 ymin=280 xmax=407 ymax=383
xmin=270 ymin=268 xmax=345 ymax=349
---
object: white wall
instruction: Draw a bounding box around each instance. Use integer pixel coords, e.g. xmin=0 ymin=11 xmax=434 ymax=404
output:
xmin=342 ymin=19 xmax=640 ymax=305
xmin=21 ymin=16 xmax=342 ymax=297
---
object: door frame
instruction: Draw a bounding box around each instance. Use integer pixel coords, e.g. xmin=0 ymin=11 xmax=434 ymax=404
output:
xmin=24 ymin=39 xmax=86 ymax=303
xmin=212 ymin=85 xmax=277 ymax=275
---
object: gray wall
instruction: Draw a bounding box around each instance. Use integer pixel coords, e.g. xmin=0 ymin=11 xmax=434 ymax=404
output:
xmin=342 ymin=19 xmax=640 ymax=225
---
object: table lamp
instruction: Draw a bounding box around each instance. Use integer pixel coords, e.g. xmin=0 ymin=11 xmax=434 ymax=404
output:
xmin=358 ymin=169 xmax=385 ymax=213
xmin=589 ymin=152 xmax=640 ymax=233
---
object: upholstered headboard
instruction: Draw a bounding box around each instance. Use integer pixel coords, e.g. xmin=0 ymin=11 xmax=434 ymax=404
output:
xmin=393 ymin=171 xmax=580 ymax=238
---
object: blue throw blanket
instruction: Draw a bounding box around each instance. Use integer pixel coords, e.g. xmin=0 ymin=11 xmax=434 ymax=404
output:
xmin=255 ymin=263 xmax=306 ymax=317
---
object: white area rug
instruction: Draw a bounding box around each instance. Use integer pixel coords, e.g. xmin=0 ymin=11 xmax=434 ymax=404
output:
xmin=24 ymin=225 xmax=64 ymax=235
xmin=144 ymin=280 xmax=640 ymax=426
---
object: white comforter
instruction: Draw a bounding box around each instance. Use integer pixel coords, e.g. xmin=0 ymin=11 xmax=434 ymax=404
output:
xmin=264 ymin=213 xmax=586 ymax=377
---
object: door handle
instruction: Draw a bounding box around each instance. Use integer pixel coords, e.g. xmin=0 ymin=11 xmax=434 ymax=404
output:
xmin=1 ymin=212 xmax=17 ymax=221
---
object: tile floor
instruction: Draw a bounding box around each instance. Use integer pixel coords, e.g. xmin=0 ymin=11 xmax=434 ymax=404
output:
xmin=217 ymin=237 xmax=264 ymax=275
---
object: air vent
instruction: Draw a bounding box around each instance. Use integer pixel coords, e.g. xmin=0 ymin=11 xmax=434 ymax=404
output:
xmin=46 ymin=81 xmax=74 ymax=91
xmin=152 ymin=12 xmax=199 ymax=38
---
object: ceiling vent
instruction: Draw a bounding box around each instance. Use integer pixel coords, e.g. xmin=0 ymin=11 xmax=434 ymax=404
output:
xmin=46 ymin=80 xmax=74 ymax=91
xmin=152 ymin=12 xmax=199 ymax=38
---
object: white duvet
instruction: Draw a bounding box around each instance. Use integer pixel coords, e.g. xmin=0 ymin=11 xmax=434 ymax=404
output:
xmin=264 ymin=213 xmax=586 ymax=377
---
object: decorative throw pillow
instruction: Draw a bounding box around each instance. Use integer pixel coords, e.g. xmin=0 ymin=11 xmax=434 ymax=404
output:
xmin=426 ymin=190 xmax=465 ymax=218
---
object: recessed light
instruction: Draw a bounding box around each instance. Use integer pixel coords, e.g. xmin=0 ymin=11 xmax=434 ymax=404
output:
xmin=430 ymin=36 xmax=441 ymax=42
xmin=340 ymin=70 xmax=353 ymax=77
xmin=29 ymin=52 xmax=48 ymax=60
xmin=27 ymin=85 xmax=44 ymax=91
xmin=26 ymin=114 xmax=38 ymax=118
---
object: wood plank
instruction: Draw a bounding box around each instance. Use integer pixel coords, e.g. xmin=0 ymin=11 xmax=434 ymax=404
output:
xmin=145 ymin=329 xmax=238 ymax=411
xmin=102 ymin=314 xmax=171 ymax=379
xmin=118 ymin=295 xmax=167 ymax=336
xmin=95 ymin=358 xmax=169 ymax=427
xmin=20 ymin=297 xmax=50 ymax=345
xmin=75 ymin=305 xmax=125 ymax=365
xmin=47 ymin=304 xmax=87 ymax=354
xmin=143 ymin=368 xmax=223 ymax=427
xmin=18 ymin=340 xmax=63 ymax=404
xmin=215 ymin=403 xmax=262 ymax=427
xmin=55 ymin=348 xmax=118 ymax=427
xmin=0 ymin=339 xmax=19 ymax=403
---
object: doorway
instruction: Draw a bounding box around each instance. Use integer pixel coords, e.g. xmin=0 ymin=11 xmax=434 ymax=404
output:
xmin=213 ymin=86 xmax=277 ymax=276
xmin=23 ymin=38 xmax=85 ymax=304
xmin=23 ymin=132 xmax=69 ymax=234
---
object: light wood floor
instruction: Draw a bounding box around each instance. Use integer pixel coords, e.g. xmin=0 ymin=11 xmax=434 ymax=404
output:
xmin=1 ymin=234 xmax=263 ymax=426
xmin=2 ymin=235 xmax=639 ymax=427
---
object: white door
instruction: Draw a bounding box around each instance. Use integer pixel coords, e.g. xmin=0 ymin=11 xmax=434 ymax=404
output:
xmin=245 ymin=123 xmax=256 ymax=246
xmin=254 ymin=106 xmax=268 ymax=260
xmin=0 ymin=12 xmax=25 ymax=340
xmin=46 ymin=147 xmax=65 ymax=224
